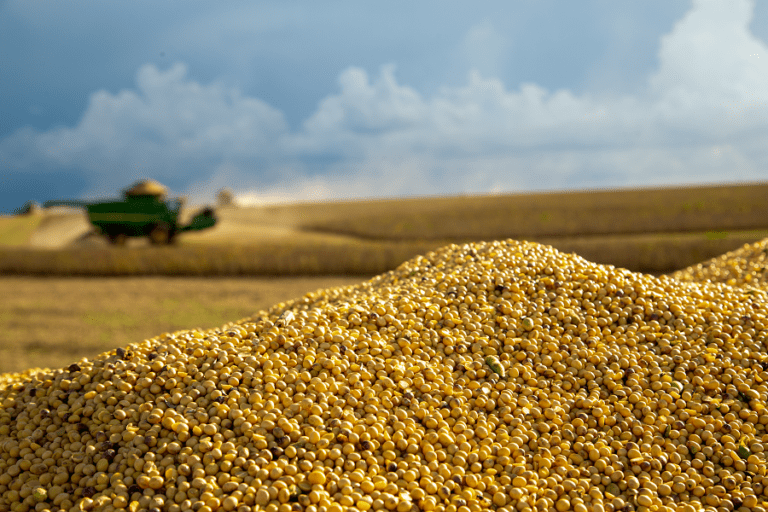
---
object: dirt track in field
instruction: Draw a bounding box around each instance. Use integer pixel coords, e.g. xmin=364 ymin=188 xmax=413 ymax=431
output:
xmin=13 ymin=205 xmax=358 ymax=249
xmin=27 ymin=210 xmax=93 ymax=248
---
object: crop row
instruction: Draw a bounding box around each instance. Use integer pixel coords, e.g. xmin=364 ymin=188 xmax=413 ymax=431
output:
xmin=0 ymin=232 xmax=764 ymax=276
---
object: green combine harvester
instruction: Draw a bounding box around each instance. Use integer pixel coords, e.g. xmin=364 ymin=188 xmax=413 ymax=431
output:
xmin=43 ymin=180 xmax=217 ymax=245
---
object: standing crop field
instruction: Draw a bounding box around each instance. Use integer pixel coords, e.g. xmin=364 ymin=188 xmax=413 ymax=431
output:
xmin=2 ymin=182 xmax=768 ymax=276
xmin=294 ymin=182 xmax=768 ymax=241
xmin=0 ymin=241 xmax=439 ymax=277
xmin=0 ymin=231 xmax=765 ymax=276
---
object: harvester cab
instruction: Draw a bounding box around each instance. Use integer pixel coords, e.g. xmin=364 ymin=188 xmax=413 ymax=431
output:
xmin=43 ymin=180 xmax=217 ymax=245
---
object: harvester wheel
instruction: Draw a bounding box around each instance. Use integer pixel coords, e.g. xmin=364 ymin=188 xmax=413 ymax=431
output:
xmin=106 ymin=232 xmax=127 ymax=246
xmin=149 ymin=223 xmax=172 ymax=245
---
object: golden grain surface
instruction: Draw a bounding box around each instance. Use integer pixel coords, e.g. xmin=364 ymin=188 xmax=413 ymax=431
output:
xmin=672 ymin=238 xmax=768 ymax=291
xmin=1 ymin=239 xmax=768 ymax=512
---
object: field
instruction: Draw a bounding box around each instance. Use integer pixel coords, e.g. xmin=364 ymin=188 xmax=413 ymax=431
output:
xmin=2 ymin=230 xmax=766 ymax=277
xmin=295 ymin=182 xmax=768 ymax=240
xmin=3 ymin=181 xmax=768 ymax=375
xmin=0 ymin=213 xmax=44 ymax=246
xmin=3 ymin=181 xmax=768 ymax=275
xmin=0 ymin=276 xmax=361 ymax=374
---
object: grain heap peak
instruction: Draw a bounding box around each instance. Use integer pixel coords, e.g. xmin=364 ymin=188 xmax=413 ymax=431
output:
xmin=673 ymin=238 xmax=768 ymax=291
xmin=1 ymin=239 xmax=768 ymax=512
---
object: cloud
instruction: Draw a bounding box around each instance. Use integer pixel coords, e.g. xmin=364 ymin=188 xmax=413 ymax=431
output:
xmin=2 ymin=0 xmax=768 ymax=207
xmin=647 ymin=0 xmax=768 ymax=135
xmin=295 ymin=64 xmax=428 ymax=156
xmin=650 ymin=0 xmax=767 ymax=99
xmin=1 ymin=63 xmax=289 ymax=197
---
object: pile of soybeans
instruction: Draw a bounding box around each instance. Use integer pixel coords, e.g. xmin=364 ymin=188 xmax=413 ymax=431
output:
xmin=672 ymin=239 xmax=768 ymax=291
xmin=1 ymin=239 xmax=768 ymax=512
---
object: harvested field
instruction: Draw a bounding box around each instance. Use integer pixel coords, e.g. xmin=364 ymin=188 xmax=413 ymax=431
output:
xmin=0 ymin=276 xmax=362 ymax=375
xmin=0 ymin=213 xmax=43 ymax=247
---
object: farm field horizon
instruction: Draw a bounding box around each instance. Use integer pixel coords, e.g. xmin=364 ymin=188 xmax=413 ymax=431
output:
xmin=2 ymin=181 xmax=768 ymax=275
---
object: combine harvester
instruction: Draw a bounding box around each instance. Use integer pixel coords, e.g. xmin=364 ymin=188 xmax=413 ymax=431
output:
xmin=43 ymin=180 xmax=217 ymax=245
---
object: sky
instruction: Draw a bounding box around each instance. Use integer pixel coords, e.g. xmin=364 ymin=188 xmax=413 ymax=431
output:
xmin=2 ymin=0 xmax=768 ymax=212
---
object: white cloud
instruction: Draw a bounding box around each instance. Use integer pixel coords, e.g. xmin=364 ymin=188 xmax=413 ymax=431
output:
xmin=296 ymin=64 xmax=428 ymax=155
xmin=648 ymin=0 xmax=768 ymax=134
xmin=236 ymin=177 xmax=341 ymax=206
xmin=0 ymin=63 xmax=288 ymax=196
xmin=2 ymin=0 xmax=768 ymax=204
xmin=650 ymin=0 xmax=767 ymax=99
